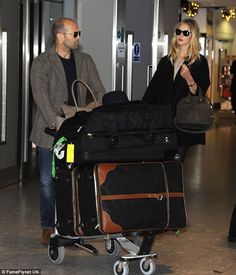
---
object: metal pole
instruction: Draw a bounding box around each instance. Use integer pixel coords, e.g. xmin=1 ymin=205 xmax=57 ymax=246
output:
xmin=20 ymin=0 xmax=30 ymax=180
xmin=152 ymin=0 xmax=160 ymax=76
xmin=126 ymin=33 xmax=133 ymax=100
xmin=112 ymin=0 xmax=118 ymax=91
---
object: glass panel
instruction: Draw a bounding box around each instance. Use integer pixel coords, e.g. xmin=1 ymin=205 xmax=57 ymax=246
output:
xmin=41 ymin=0 xmax=63 ymax=51
xmin=41 ymin=0 xmax=77 ymax=52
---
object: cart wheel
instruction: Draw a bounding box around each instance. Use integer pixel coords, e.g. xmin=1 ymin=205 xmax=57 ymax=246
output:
xmin=113 ymin=260 xmax=129 ymax=275
xmin=48 ymin=245 xmax=65 ymax=264
xmin=105 ymin=239 xmax=121 ymax=257
xmin=139 ymin=257 xmax=156 ymax=275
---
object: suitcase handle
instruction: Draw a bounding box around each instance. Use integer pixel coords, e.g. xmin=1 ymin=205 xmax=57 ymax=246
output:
xmin=71 ymin=79 xmax=99 ymax=112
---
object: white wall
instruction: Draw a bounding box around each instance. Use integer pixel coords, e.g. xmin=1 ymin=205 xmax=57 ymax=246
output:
xmin=77 ymin=0 xmax=115 ymax=92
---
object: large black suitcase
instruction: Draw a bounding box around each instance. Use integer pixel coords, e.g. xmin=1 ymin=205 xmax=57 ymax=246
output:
xmin=54 ymin=160 xmax=186 ymax=236
xmin=55 ymin=102 xmax=177 ymax=165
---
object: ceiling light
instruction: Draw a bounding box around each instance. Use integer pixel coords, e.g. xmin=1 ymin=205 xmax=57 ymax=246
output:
xmin=183 ymin=1 xmax=200 ymax=17
xmin=221 ymin=8 xmax=236 ymax=21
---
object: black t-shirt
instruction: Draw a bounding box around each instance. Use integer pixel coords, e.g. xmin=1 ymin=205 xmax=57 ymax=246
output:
xmin=59 ymin=52 xmax=78 ymax=106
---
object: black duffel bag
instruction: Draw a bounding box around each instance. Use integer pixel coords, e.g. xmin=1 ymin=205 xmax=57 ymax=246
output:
xmin=55 ymin=101 xmax=177 ymax=165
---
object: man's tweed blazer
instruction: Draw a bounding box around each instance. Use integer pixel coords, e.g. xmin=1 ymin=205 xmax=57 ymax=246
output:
xmin=30 ymin=46 xmax=106 ymax=148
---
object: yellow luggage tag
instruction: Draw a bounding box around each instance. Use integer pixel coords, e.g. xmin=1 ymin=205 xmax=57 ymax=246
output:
xmin=66 ymin=143 xmax=75 ymax=163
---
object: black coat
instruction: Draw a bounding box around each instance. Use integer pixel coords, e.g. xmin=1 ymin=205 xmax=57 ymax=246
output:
xmin=230 ymin=61 xmax=236 ymax=112
xmin=230 ymin=60 xmax=236 ymax=92
xmin=142 ymin=55 xmax=210 ymax=147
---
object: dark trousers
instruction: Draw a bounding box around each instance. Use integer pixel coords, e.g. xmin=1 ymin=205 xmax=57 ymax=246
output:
xmin=37 ymin=146 xmax=55 ymax=229
xmin=231 ymin=91 xmax=236 ymax=114
xmin=229 ymin=204 xmax=236 ymax=236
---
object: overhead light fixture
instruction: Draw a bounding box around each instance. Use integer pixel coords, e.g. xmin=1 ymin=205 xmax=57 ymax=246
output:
xmin=183 ymin=1 xmax=200 ymax=17
xmin=221 ymin=8 xmax=236 ymax=21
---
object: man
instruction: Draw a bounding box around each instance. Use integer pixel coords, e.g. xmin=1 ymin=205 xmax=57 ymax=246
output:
xmin=30 ymin=17 xmax=105 ymax=245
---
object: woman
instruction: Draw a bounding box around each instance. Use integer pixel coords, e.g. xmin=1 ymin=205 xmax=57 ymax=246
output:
xmin=228 ymin=205 xmax=236 ymax=242
xmin=142 ymin=18 xmax=210 ymax=161
xmin=230 ymin=60 xmax=236 ymax=115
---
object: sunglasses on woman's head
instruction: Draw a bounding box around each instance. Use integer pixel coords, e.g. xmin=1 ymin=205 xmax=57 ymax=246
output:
xmin=175 ymin=29 xmax=191 ymax=37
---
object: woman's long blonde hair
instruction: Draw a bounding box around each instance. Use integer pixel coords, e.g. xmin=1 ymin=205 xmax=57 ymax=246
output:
xmin=168 ymin=19 xmax=201 ymax=65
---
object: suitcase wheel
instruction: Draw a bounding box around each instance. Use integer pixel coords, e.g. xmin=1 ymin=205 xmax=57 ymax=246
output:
xmin=48 ymin=245 xmax=65 ymax=264
xmin=139 ymin=257 xmax=156 ymax=275
xmin=105 ymin=239 xmax=121 ymax=257
xmin=113 ymin=260 xmax=129 ymax=275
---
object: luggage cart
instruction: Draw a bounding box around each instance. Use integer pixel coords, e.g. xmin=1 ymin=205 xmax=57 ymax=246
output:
xmin=46 ymin=80 xmax=185 ymax=275
xmin=46 ymin=134 xmax=159 ymax=274
xmin=48 ymin=230 xmax=157 ymax=275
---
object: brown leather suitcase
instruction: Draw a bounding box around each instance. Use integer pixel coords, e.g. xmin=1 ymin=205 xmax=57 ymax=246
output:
xmin=70 ymin=160 xmax=187 ymax=235
xmin=93 ymin=161 xmax=186 ymax=234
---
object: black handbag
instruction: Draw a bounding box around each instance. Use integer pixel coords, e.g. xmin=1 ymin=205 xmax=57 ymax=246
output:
xmin=174 ymin=91 xmax=214 ymax=134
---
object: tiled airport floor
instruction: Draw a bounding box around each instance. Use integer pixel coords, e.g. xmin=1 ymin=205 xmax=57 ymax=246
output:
xmin=0 ymin=110 xmax=236 ymax=274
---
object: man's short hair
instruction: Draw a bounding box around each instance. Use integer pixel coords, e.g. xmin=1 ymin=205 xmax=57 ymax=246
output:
xmin=51 ymin=18 xmax=75 ymax=40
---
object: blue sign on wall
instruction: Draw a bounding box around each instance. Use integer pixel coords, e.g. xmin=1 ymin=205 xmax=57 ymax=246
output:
xmin=133 ymin=42 xmax=141 ymax=63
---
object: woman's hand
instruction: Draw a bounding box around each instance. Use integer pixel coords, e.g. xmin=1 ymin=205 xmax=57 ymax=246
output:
xmin=180 ymin=64 xmax=192 ymax=81
xmin=180 ymin=64 xmax=197 ymax=94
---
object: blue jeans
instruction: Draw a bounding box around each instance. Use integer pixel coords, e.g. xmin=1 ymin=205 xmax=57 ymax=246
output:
xmin=37 ymin=147 xmax=55 ymax=229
